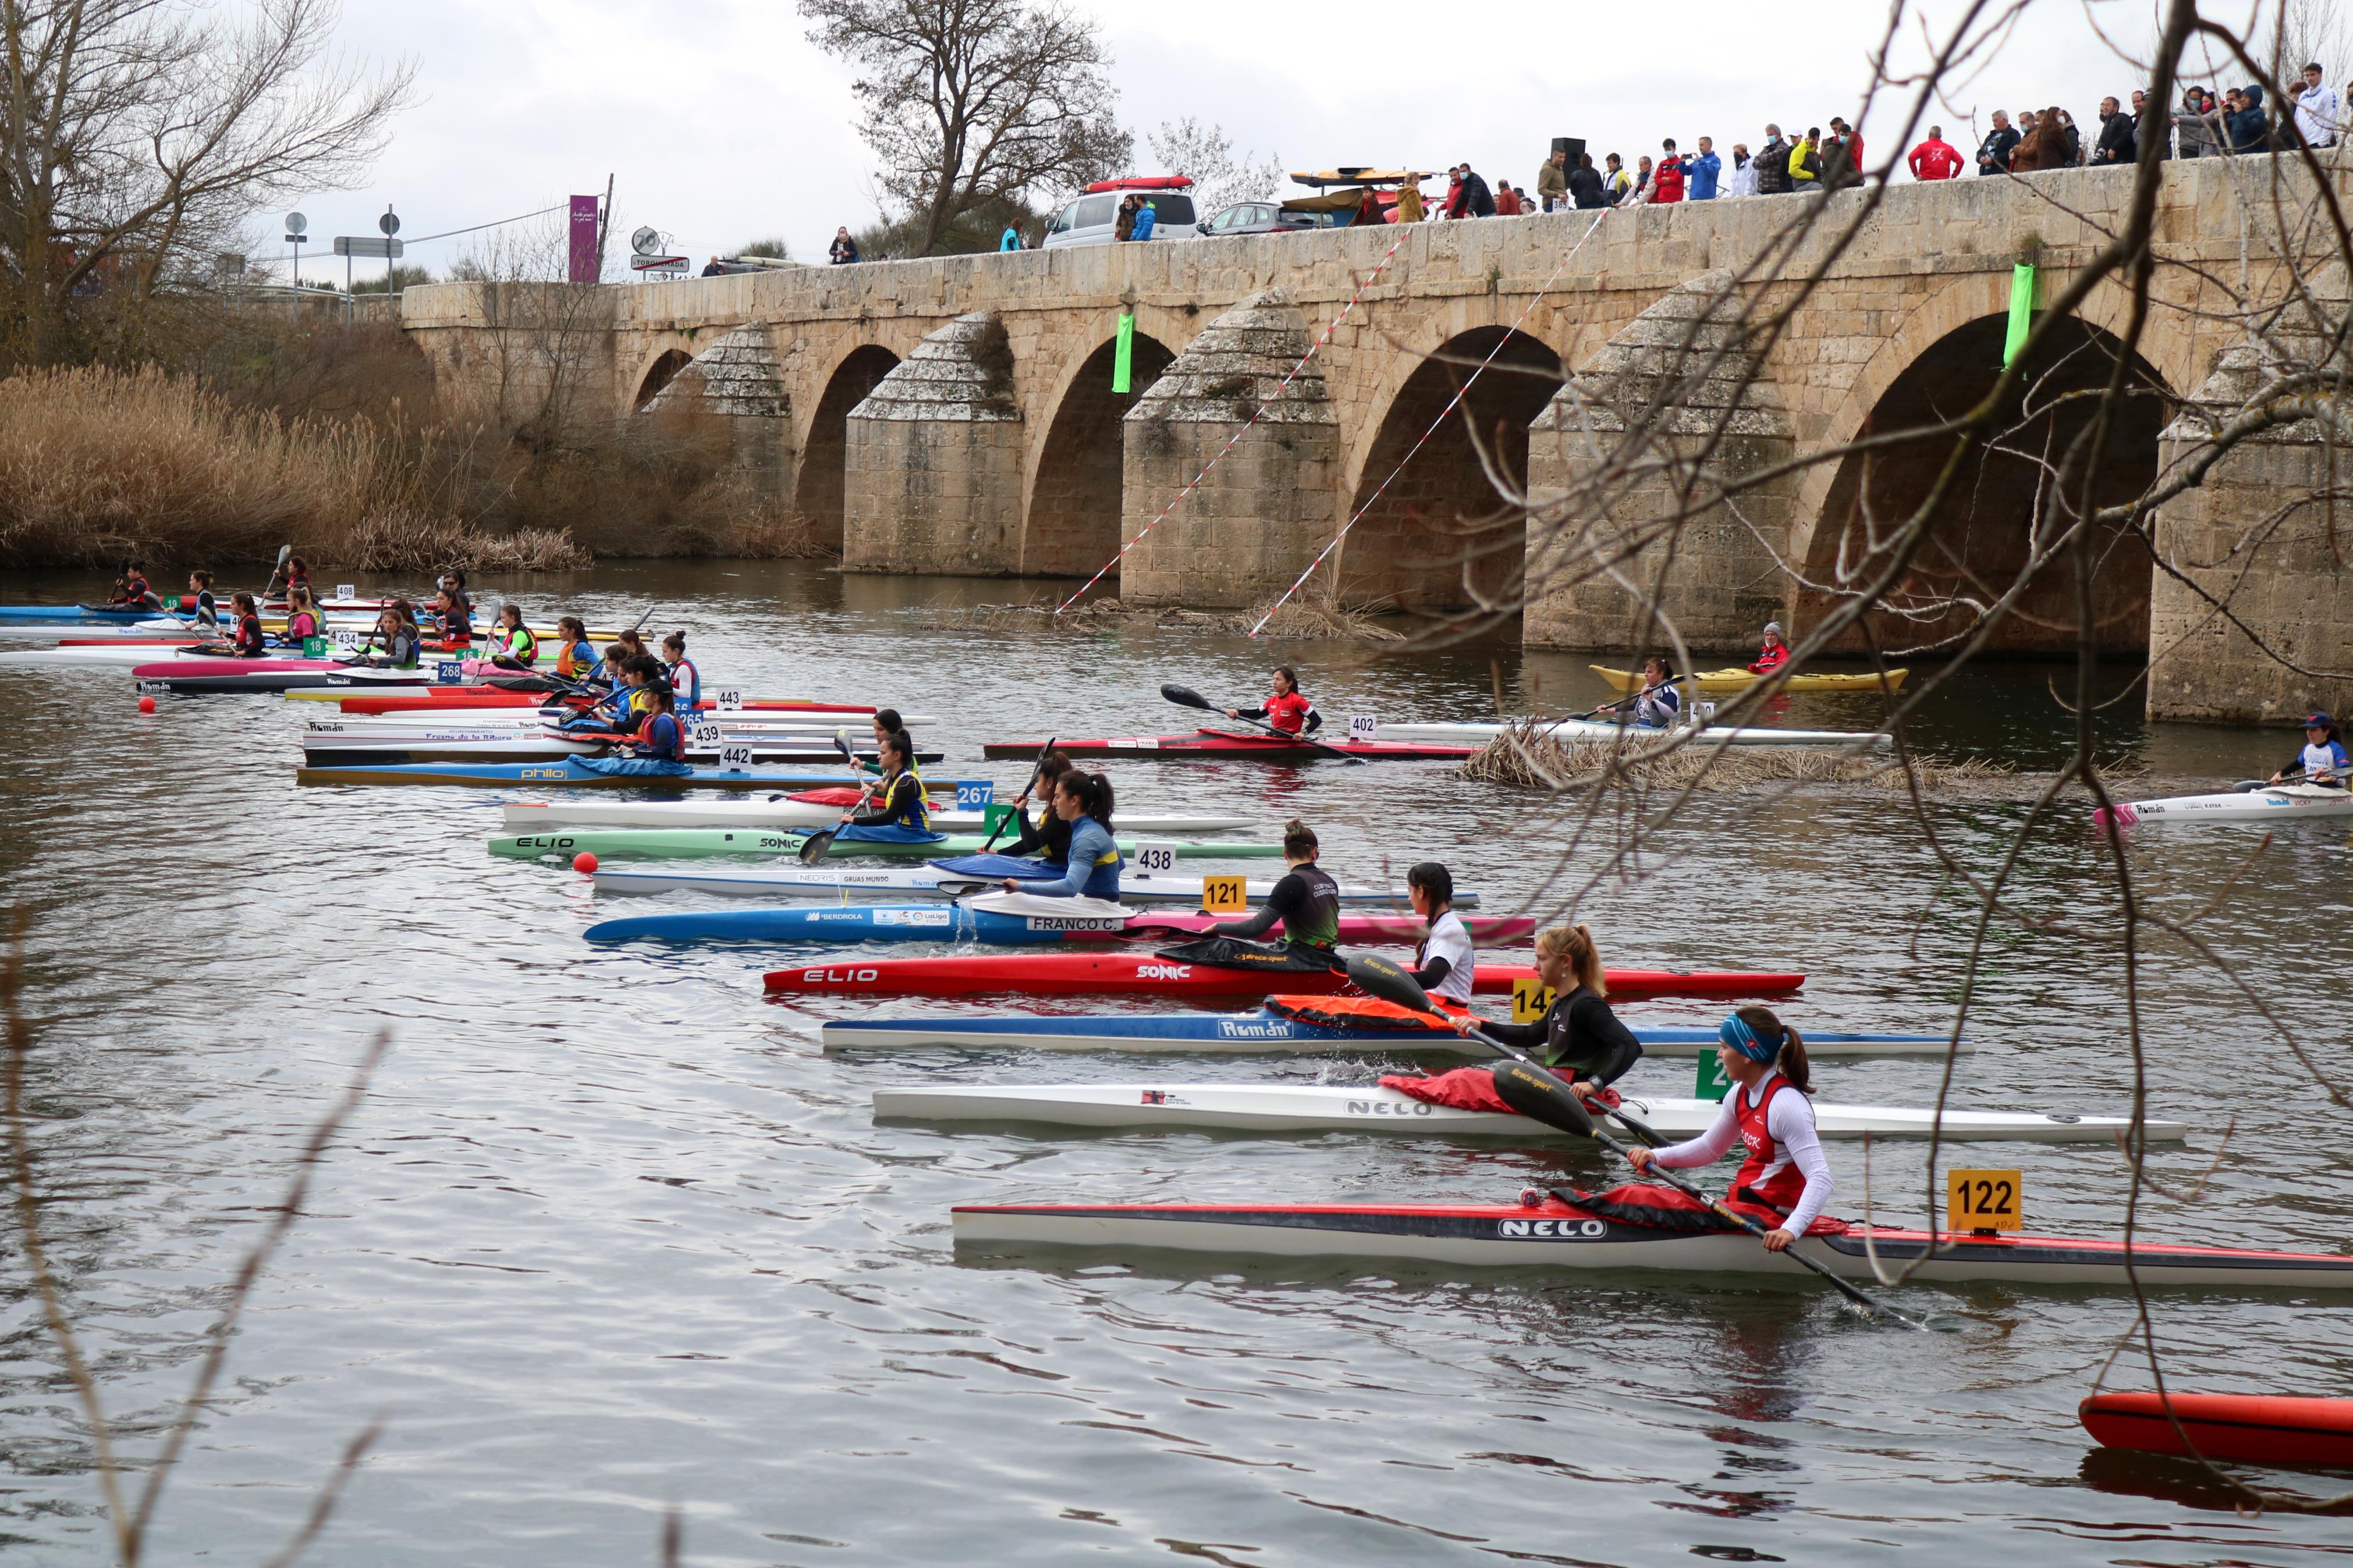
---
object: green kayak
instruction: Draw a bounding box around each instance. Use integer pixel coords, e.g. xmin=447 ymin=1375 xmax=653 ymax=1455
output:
xmin=489 ymin=829 xmax=1283 ymax=862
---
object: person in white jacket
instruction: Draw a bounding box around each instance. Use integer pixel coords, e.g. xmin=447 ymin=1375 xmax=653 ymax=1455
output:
xmin=1723 ymin=143 xmax=1759 ymax=197
xmin=2297 ymin=63 xmax=2341 ymax=148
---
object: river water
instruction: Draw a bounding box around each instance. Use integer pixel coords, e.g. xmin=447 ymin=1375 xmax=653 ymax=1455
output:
xmin=0 ymin=559 xmax=2346 ymax=1565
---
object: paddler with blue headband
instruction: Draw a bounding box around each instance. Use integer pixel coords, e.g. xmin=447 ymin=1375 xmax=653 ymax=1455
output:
xmin=1624 ymin=1006 xmax=1832 ymax=1252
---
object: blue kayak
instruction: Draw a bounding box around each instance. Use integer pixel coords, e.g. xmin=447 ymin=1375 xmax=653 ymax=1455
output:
xmin=821 ymin=1012 xmax=1958 ymax=1057
xmin=586 ymin=902 xmax=1154 ymax=945
xmin=0 ymin=604 xmax=156 ymax=623
xmin=297 ymin=758 xmax=994 ymax=792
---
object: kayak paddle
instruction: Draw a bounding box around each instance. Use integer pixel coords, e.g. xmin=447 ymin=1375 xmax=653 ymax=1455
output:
xmin=796 ymin=734 xmax=861 ymax=863
xmin=1159 ymin=683 xmax=1365 ymax=766
xmin=982 ymin=737 xmax=1057 ymax=852
xmin=1341 ymin=954 xmax=1941 ymax=1334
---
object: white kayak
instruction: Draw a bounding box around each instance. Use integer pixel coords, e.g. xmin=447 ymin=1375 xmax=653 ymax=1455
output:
xmin=0 ymin=641 xmax=210 ymax=663
xmin=1379 ymin=719 xmax=1891 ymax=749
xmin=2096 ymin=783 xmax=2353 ymax=829
xmin=503 ymin=800 xmax=1254 ymax=834
xmin=873 ymin=1082 xmax=2177 ymax=1142
xmin=592 ymin=866 xmax=1446 ymax=906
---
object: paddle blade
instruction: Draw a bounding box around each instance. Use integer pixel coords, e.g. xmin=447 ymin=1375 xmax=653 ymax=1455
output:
xmin=1490 ymin=1060 xmax=1602 ymax=1139
xmin=796 ymin=829 xmax=836 ymax=865
xmin=834 ymin=733 xmax=854 ymax=764
xmin=1344 ymin=952 xmax=1440 ymax=1015
xmin=1160 ymin=684 xmax=1213 ymax=712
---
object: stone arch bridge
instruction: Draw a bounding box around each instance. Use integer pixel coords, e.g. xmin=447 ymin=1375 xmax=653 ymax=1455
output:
xmin=398 ymin=157 xmax=2352 ymax=721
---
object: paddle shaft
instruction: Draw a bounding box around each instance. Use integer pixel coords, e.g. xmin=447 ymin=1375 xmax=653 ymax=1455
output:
xmin=983 ymin=737 xmax=1058 ymax=852
xmin=798 ymin=735 xmax=863 ymax=862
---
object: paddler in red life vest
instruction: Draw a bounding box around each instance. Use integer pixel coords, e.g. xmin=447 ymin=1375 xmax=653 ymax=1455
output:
xmin=1625 ymin=1007 xmax=1830 ymax=1251
xmin=225 ymin=593 xmax=269 ymax=657
xmin=1748 ymin=621 xmax=1790 ymax=675
xmin=589 ymin=682 xmax=690 ymax=776
xmin=1226 ymin=665 xmax=1321 ymax=735
xmin=488 ymin=604 xmax=538 ymax=669
xmin=110 ymin=561 xmax=161 ymax=610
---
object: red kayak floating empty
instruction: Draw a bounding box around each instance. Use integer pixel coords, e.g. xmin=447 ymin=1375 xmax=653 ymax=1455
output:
xmin=765 ymin=950 xmax=1801 ymax=1000
xmin=982 ymin=729 xmax=1480 ymax=764
xmin=2080 ymin=1391 xmax=2353 ymax=1467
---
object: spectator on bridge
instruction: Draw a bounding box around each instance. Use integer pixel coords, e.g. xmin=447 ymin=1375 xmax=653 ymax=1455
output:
xmin=1496 ymin=182 xmax=1524 ymax=215
xmin=1000 ymin=224 xmax=1023 ymax=251
xmin=1650 ymin=140 xmax=1686 ymax=202
xmin=1114 ymin=195 xmax=1137 ymax=240
xmin=1788 ymin=128 xmax=1823 ymax=190
xmin=2129 ymin=90 xmax=2166 ymax=158
xmin=1630 ymin=154 xmax=1655 ymax=201
xmin=1687 ymin=137 xmax=1722 ymax=198
xmin=2054 ymin=108 xmax=2083 ymax=163
xmin=1908 ymin=126 xmax=1963 ymax=179
xmin=700 ymin=255 xmax=725 ymax=276
xmin=1823 ymin=118 xmax=1863 ymax=189
xmin=829 ymin=227 xmax=859 ymax=264
xmin=2092 ymin=96 xmax=2136 ymax=163
xmin=2174 ymin=87 xmax=2221 ymax=157
xmin=2012 ymin=107 xmax=2070 ymax=170
xmin=1976 ymin=112 xmax=2021 ymax=174
xmin=1568 ymin=153 xmax=1607 ymax=208
xmin=2296 ymin=63 xmax=2341 ymax=147
xmin=1724 ymin=143 xmax=1758 ymax=197
xmin=1448 ymin=163 xmax=1496 ymax=218
xmin=2224 ymin=86 xmax=2269 ymax=152
xmin=1754 ymin=126 xmax=1794 ymax=194
xmin=1602 ymin=153 xmax=1633 ymax=204
xmin=1538 ymin=149 xmax=1568 ymax=211
xmin=1395 ymin=180 xmax=1426 ymax=222
xmin=1130 ymin=198 xmax=1157 ymax=240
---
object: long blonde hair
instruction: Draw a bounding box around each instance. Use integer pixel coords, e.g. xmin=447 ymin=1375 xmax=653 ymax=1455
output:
xmin=1535 ymin=923 xmax=1605 ymax=997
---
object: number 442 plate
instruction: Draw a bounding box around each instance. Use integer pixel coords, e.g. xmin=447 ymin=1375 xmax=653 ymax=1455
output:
xmin=1946 ymin=1168 xmax=2022 ymax=1232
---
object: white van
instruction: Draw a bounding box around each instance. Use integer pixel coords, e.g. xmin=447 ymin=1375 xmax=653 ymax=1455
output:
xmin=1041 ymin=180 xmax=1198 ymax=248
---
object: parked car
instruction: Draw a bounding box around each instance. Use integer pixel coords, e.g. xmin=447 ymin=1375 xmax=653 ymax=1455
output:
xmin=1042 ymin=177 xmax=1199 ymax=248
xmin=1196 ymin=202 xmax=1339 ymax=236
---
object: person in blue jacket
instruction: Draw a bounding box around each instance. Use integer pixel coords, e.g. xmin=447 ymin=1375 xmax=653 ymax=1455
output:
xmin=1686 ymin=137 xmax=1723 ymax=199
xmin=1008 ymin=769 xmax=1122 ymax=898
xmin=1129 ymin=199 xmax=1156 ymax=241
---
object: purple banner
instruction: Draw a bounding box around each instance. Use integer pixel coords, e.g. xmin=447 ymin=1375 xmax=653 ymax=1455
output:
xmin=567 ymin=194 xmax=600 ymax=283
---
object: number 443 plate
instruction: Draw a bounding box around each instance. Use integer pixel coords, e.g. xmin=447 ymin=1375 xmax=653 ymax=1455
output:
xmin=1947 ymin=1168 xmax=2022 ymax=1232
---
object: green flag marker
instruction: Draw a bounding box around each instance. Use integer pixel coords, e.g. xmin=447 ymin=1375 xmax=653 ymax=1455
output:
xmin=1112 ymin=312 xmax=1135 ymax=393
xmin=1696 ymin=1050 xmax=1733 ymax=1103
xmin=2002 ymin=262 xmax=2036 ymax=368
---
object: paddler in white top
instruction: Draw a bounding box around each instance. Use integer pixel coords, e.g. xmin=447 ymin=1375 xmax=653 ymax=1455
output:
xmin=1626 ymin=1007 xmax=1832 ymax=1251
xmin=1630 ymin=656 xmax=1682 ymax=728
xmin=2268 ymin=712 xmax=2348 ymax=788
xmin=1406 ymin=861 xmax=1474 ymax=1005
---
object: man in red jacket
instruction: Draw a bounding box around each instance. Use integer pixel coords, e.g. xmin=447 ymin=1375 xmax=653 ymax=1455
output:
xmin=1651 ymin=138 xmax=1687 ymax=202
xmin=1908 ymin=125 xmax=1964 ymax=179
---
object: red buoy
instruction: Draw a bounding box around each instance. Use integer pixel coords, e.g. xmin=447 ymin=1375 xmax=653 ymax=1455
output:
xmin=573 ymin=851 xmax=598 ymax=874
xmin=137 ymin=695 xmax=157 ymax=713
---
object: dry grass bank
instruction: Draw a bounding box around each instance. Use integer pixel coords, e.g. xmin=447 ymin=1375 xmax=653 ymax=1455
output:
xmin=906 ymin=593 xmax=1407 ymax=642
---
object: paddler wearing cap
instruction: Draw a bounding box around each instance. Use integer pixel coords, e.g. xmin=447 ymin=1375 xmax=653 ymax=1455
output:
xmin=1748 ymin=622 xmax=1790 ymax=675
xmin=1624 ymin=1007 xmax=1829 ymax=1252
xmin=2267 ymin=712 xmax=2348 ymax=788
xmin=1452 ymin=923 xmax=1642 ymax=1096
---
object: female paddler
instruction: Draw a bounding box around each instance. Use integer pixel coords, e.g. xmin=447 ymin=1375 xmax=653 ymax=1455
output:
xmin=2267 ymin=712 xmax=2348 ymax=788
xmin=583 ymin=684 xmax=689 ymax=777
xmin=1406 ymin=861 xmax=1474 ymax=1005
xmin=661 ymin=632 xmax=700 ymax=709
xmin=1225 ymin=665 xmax=1322 ymax=735
xmin=226 ymin=593 xmax=268 ymax=658
xmin=1451 ymin=923 xmax=1642 ymax=1094
xmin=356 ymin=607 xmax=419 ymax=669
xmin=1004 ymin=749 xmax=1074 ymax=861
xmin=1004 ymin=770 xmax=1122 ymax=899
xmin=488 ymin=605 xmax=538 ymax=669
xmin=551 ymin=617 xmax=597 ymax=681
xmin=1624 ymin=1007 xmax=1831 ymax=1251
xmin=1209 ymin=819 xmax=1339 ymax=954
xmin=837 ymin=730 xmax=931 ymax=835
xmin=1631 ymin=656 xmax=1683 ymax=728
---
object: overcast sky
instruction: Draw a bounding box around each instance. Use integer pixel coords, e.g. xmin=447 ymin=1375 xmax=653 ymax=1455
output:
xmin=278 ymin=0 xmax=2262 ymax=287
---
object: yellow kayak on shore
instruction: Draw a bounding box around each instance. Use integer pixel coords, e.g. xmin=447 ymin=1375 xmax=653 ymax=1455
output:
xmin=1591 ymin=664 xmax=1909 ymax=695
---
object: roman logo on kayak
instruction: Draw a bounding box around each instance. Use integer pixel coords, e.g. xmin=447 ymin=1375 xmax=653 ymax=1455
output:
xmin=1498 ymin=1219 xmax=1610 ymax=1238
xmin=1215 ymin=1020 xmax=1296 ymax=1039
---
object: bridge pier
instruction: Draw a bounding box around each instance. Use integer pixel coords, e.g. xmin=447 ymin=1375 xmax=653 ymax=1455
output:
xmin=1522 ymin=273 xmax=1797 ymax=655
xmin=841 ymin=312 xmax=1025 ymax=575
xmin=1121 ymin=291 xmax=1339 ymax=608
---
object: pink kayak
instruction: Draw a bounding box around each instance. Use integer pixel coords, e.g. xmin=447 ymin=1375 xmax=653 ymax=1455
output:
xmin=132 ymin=658 xmax=434 ymax=694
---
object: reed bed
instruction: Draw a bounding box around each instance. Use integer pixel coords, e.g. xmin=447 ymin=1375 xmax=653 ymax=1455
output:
xmin=1460 ymin=721 xmax=2025 ymax=794
xmin=908 ymin=594 xmax=1407 ymax=642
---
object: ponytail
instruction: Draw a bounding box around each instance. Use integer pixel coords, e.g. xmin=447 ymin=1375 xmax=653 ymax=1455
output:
xmin=1536 ymin=923 xmax=1606 ymax=996
xmin=1736 ymin=1004 xmax=1811 ymax=1094
xmin=1060 ymin=769 xmax=1115 ymax=833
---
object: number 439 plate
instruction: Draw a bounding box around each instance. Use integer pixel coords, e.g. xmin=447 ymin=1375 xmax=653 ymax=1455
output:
xmin=1947 ymin=1168 xmax=2022 ymax=1232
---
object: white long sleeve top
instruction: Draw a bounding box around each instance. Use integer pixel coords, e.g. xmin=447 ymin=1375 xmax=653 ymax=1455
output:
xmin=1647 ymin=1071 xmax=1835 ymax=1235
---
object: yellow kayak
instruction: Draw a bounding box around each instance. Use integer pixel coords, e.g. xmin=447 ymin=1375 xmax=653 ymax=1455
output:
xmin=1591 ymin=664 xmax=1909 ymax=695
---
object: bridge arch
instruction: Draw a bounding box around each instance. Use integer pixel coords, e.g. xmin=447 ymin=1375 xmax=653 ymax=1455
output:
xmin=1021 ymin=330 xmax=1176 ymax=577
xmin=1795 ymin=294 xmax=2174 ymax=657
xmin=1335 ymin=326 xmax=1563 ymax=611
xmin=632 ymin=348 xmax=693 ymax=411
xmin=794 ymin=345 xmax=902 ymax=549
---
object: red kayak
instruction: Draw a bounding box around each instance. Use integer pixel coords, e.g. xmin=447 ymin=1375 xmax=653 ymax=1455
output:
xmin=2080 ymin=1392 xmax=2353 ymax=1467
xmin=764 ymin=951 xmax=1801 ymax=1000
xmin=982 ymin=729 xmax=1479 ymax=764
xmin=332 ymin=690 xmax=876 ymax=716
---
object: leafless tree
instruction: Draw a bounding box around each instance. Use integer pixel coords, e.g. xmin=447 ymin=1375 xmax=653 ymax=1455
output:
xmin=1145 ymin=116 xmax=1281 ymax=214
xmin=0 ymin=0 xmax=414 ymax=366
xmin=800 ymin=0 xmax=1129 ymax=256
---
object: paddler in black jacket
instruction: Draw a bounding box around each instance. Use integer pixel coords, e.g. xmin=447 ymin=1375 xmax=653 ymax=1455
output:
xmin=1209 ymin=819 xmax=1340 ymax=954
xmin=1005 ymin=749 xmax=1075 ymax=862
xmin=1457 ymin=922 xmax=1642 ymax=1094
